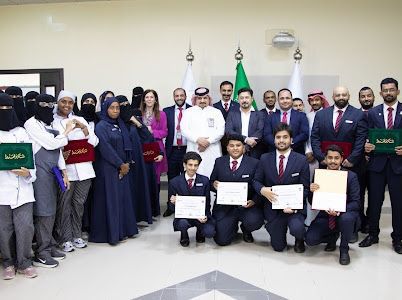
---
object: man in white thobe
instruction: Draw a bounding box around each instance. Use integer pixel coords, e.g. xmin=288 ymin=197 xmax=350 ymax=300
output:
xmin=181 ymin=87 xmax=225 ymax=177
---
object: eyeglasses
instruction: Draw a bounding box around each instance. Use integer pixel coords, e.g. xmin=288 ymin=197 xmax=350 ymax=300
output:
xmin=38 ymin=102 xmax=56 ymax=108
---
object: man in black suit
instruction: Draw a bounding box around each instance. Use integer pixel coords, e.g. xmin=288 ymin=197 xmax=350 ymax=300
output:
xmin=210 ymin=135 xmax=263 ymax=246
xmin=168 ymin=152 xmax=215 ymax=247
xmin=306 ymin=145 xmax=360 ymax=265
xmin=213 ymin=81 xmax=240 ymax=155
xmin=263 ymin=88 xmax=309 ymax=154
xmin=225 ymin=88 xmax=264 ymax=159
xmin=254 ymin=123 xmax=310 ymax=253
xmin=162 ymin=88 xmax=191 ymax=217
xmin=359 ymin=78 xmax=402 ymax=254
xmin=260 ymin=90 xmax=277 ymax=116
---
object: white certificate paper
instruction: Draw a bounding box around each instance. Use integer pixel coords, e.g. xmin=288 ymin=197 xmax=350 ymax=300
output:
xmin=175 ymin=196 xmax=206 ymax=219
xmin=271 ymin=184 xmax=304 ymax=210
xmin=312 ymin=169 xmax=348 ymax=212
xmin=217 ymin=182 xmax=248 ymax=206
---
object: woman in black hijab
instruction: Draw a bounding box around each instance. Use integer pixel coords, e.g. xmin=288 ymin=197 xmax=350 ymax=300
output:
xmin=79 ymin=93 xmax=99 ymax=124
xmin=5 ymin=86 xmax=27 ymax=127
xmin=131 ymin=87 xmax=144 ymax=117
xmin=24 ymin=91 xmax=39 ymax=119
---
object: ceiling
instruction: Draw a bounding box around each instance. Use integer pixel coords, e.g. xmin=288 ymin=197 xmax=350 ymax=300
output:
xmin=0 ymin=0 xmax=121 ymax=5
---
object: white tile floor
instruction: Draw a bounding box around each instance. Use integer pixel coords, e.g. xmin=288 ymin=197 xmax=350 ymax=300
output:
xmin=0 ymin=190 xmax=401 ymax=300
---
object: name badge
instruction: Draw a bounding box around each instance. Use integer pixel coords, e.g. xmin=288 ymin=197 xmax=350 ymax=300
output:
xmin=207 ymin=118 xmax=215 ymax=127
xmin=196 ymin=183 xmax=203 ymax=187
xmin=291 ymin=173 xmax=299 ymax=177
xmin=242 ymin=174 xmax=250 ymax=178
xmin=345 ymin=120 xmax=353 ymax=124
xmin=176 ymin=131 xmax=182 ymax=139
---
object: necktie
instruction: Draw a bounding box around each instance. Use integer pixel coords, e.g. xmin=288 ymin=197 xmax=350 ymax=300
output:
xmin=187 ymin=178 xmax=194 ymax=189
xmin=281 ymin=111 xmax=288 ymax=124
xmin=269 ymin=110 xmax=273 ymax=115
xmin=224 ymin=102 xmax=229 ymax=112
xmin=329 ymin=215 xmax=336 ymax=230
xmin=278 ymin=155 xmax=285 ymax=179
xmin=387 ymin=107 xmax=394 ymax=129
xmin=231 ymin=160 xmax=238 ymax=172
xmin=176 ymin=107 xmax=183 ymax=145
xmin=334 ymin=110 xmax=343 ymax=132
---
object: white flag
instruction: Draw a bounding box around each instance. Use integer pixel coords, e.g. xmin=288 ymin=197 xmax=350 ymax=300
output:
xmin=182 ymin=63 xmax=196 ymax=105
xmin=288 ymin=61 xmax=303 ymax=99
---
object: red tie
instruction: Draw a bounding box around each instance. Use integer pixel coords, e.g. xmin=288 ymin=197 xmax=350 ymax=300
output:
xmin=329 ymin=216 xmax=336 ymax=230
xmin=187 ymin=178 xmax=194 ymax=189
xmin=281 ymin=112 xmax=288 ymax=124
xmin=224 ymin=103 xmax=229 ymax=112
xmin=334 ymin=110 xmax=343 ymax=132
xmin=387 ymin=107 xmax=394 ymax=129
xmin=278 ymin=155 xmax=285 ymax=179
xmin=269 ymin=110 xmax=273 ymax=115
xmin=231 ymin=160 xmax=238 ymax=172
xmin=176 ymin=107 xmax=183 ymax=145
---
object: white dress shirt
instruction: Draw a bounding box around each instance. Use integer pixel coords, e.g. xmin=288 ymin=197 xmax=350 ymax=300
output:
xmin=265 ymin=107 xmax=277 ymax=114
xmin=279 ymin=109 xmax=292 ymax=125
xmin=229 ymin=155 xmax=243 ymax=170
xmin=52 ymin=114 xmax=99 ymax=181
xmin=240 ymin=109 xmax=251 ymax=138
xmin=173 ymin=105 xmax=187 ymax=146
xmin=221 ymin=100 xmax=232 ymax=109
xmin=332 ymin=105 xmax=348 ymax=128
xmin=185 ymin=173 xmax=196 ymax=182
xmin=0 ymin=127 xmax=36 ymax=209
xmin=24 ymin=116 xmax=67 ymax=170
xmin=276 ymin=149 xmax=291 ymax=174
xmin=383 ymin=101 xmax=398 ymax=127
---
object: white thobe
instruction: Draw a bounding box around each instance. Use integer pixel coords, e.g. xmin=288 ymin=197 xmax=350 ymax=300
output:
xmin=181 ymin=106 xmax=225 ymax=177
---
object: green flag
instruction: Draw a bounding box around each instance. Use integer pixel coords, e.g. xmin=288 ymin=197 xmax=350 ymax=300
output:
xmin=233 ymin=61 xmax=257 ymax=110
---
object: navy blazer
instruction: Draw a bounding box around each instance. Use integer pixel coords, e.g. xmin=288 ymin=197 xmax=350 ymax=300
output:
xmin=366 ymin=102 xmax=402 ymax=174
xmin=313 ymin=170 xmax=360 ymax=218
xmin=225 ymin=110 xmax=264 ymax=141
xmin=263 ymin=109 xmax=309 ymax=154
xmin=163 ymin=104 xmax=191 ymax=158
xmin=210 ymin=155 xmax=260 ymax=218
xmin=310 ymin=105 xmax=367 ymax=166
xmin=213 ymin=101 xmax=240 ymax=120
xmin=253 ymin=151 xmax=310 ymax=212
xmin=168 ymin=173 xmax=211 ymax=217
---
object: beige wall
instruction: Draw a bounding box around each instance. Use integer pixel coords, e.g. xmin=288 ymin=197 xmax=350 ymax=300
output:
xmin=0 ymin=0 xmax=401 ymax=107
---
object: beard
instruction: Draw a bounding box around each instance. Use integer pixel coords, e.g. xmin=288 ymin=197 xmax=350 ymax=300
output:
xmin=334 ymin=99 xmax=348 ymax=109
xmin=384 ymin=94 xmax=397 ymax=103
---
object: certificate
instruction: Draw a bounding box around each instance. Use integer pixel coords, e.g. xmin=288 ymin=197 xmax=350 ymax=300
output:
xmin=312 ymin=169 xmax=347 ymax=212
xmin=271 ymin=184 xmax=304 ymax=210
xmin=217 ymin=182 xmax=248 ymax=206
xmin=0 ymin=143 xmax=34 ymax=170
xmin=175 ymin=196 xmax=206 ymax=219
xmin=369 ymin=128 xmax=402 ymax=153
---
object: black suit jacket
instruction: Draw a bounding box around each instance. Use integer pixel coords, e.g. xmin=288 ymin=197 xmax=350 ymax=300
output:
xmin=163 ymin=104 xmax=191 ymax=158
xmin=213 ymin=101 xmax=240 ymax=120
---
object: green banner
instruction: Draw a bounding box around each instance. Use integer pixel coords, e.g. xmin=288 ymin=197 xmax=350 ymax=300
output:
xmin=0 ymin=143 xmax=34 ymax=170
xmin=368 ymin=128 xmax=402 ymax=153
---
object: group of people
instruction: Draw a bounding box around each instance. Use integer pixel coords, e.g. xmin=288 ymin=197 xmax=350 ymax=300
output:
xmin=0 ymin=77 xmax=400 ymax=280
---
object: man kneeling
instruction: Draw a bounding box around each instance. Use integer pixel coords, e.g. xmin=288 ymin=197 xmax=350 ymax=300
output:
xmin=306 ymin=145 xmax=360 ymax=265
xmin=168 ymin=152 xmax=215 ymax=247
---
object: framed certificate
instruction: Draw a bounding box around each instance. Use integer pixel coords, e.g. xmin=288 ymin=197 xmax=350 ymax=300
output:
xmin=175 ymin=196 xmax=206 ymax=219
xmin=0 ymin=143 xmax=34 ymax=170
xmin=312 ymin=169 xmax=348 ymax=212
xmin=217 ymin=182 xmax=248 ymax=206
xmin=63 ymin=139 xmax=95 ymax=164
xmin=369 ymin=128 xmax=402 ymax=153
xmin=271 ymin=184 xmax=304 ymax=210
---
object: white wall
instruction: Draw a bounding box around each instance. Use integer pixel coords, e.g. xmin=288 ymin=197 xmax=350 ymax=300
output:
xmin=0 ymin=0 xmax=401 ymax=108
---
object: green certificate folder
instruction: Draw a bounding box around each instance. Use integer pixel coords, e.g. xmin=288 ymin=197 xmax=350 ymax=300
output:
xmin=368 ymin=129 xmax=402 ymax=153
xmin=0 ymin=143 xmax=34 ymax=170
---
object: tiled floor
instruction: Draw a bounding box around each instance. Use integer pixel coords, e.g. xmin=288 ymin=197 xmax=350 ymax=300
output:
xmin=0 ymin=189 xmax=400 ymax=300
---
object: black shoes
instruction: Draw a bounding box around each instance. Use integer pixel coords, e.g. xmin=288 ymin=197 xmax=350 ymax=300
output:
xmin=339 ymin=251 xmax=350 ymax=265
xmin=324 ymin=233 xmax=339 ymax=252
xmin=180 ymin=231 xmax=190 ymax=247
xmin=240 ymin=224 xmax=254 ymax=243
xmin=393 ymin=242 xmax=402 ymax=254
xmin=196 ymin=230 xmax=205 ymax=243
xmin=163 ymin=208 xmax=174 ymax=217
xmin=294 ymin=239 xmax=305 ymax=253
xmin=349 ymin=232 xmax=358 ymax=244
xmin=358 ymin=235 xmax=379 ymax=248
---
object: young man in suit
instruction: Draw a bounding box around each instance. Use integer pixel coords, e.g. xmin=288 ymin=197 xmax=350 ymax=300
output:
xmin=168 ymin=152 xmax=215 ymax=247
xmin=163 ymin=88 xmax=192 ymax=217
xmin=359 ymin=78 xmax=402 ymax=254
xmin=254 ymin=123 xmax=310 ymax=253
xmin=306 ymin=145 xmax=360 ymax=265
xmin=210 ymin=134 xmax=264 ymax=246
xmin=225 ymin=88 xmax=264 ymax=159
xmin=260 ymin=90 xmax=277 ymax=116
xmin=263 ymin=88 xmax=309 ymax=154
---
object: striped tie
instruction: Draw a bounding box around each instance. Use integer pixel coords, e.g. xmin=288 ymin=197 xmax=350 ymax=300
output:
xmin=187 ymin=178 xmax=194 ymax=189
xmin=231 ymin=160 xmax=238 ymax=172
xmin=278 ymin=155 xmax=285 ymax=179
xmin=329 ymin=216 xmax=336 ymax=230
xmin=281 ymin=112 xmax=288 ymax=124
xmin=387 ymin=107 xmax=394 ymax=129
xmin=334 ymin=110 xmax=343 ymax=132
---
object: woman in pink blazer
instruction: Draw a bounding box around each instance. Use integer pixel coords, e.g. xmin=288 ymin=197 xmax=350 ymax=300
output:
xmin=140 ymin=89 xmax=168 ymax=185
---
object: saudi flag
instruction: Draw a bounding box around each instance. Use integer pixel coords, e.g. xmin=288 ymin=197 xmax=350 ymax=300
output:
xmin=233 ymin=61 xmax=257 ymax=110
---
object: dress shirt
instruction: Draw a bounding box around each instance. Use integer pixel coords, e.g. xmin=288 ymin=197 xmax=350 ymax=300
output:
xmin=240 ymin=109 xmax=251 ymax=139
xmin=276 ymin=149 xmax=291 ymax=174
xmin=266 ymin=107 xmax=277 ymax=114
xmin=221 ymin=100 xmax=232 ymax=110
xmin=382 ymin=101 xmax=398 ymax=127
xmin=229 ymin=155 xmax=243 ymax=169
xmin=173 ymin=105 xmax=187 ymax=146
xmin=279 ymin=109 xmax=292 ymax=125
xmin=52 ymin=114 xmax=99 ymax=181
xmin=332 ymin=105 xmax=348 ymax=128
xmin=0 ymin=127 xmax=36 ymax=209
xmin=185 ymin=173 xmax=197 ymax=182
